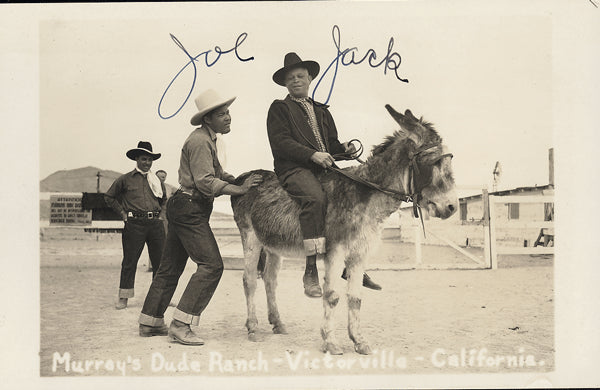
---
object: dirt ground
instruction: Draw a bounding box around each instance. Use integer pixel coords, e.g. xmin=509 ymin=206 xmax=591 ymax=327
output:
xmin=39 ymin=229 xmax=554 ymax=378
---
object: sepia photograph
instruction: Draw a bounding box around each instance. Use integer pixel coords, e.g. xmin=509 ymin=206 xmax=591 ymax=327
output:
xmin=1 ymin=0 xmax=599 ymax=388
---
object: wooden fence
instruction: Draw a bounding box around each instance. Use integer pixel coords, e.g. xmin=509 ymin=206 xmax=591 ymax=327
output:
xmin=484 ymin=190 xmax=554 ymax=269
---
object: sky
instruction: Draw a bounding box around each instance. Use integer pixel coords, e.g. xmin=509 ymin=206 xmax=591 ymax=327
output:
xmin=37 ymin=2 xmax=555 ymax=195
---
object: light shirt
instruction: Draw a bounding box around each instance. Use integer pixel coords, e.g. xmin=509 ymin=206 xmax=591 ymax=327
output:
xmin=178 ymin=126 xmax=236 ymax=199
xmin=104 ymin=169 xmax=166 ymax=217
xmin=135 ymin=167 xmax=164 ymax=198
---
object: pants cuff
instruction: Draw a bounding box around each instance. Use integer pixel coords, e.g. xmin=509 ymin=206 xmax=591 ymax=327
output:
xmin=172 ymin=308 xmax=200 ymax=326
xmin=138 ymin=313 xmax=165 ymax=327
xmin=119 ymin=288 xmax=134 ymax=298
xmin=303 ymin=237 xmax=326 ymax=256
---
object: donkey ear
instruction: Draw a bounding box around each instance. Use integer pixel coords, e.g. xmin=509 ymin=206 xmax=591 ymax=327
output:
xmin=404 ymin=109 xmax=418 ymax=121
xmin=385 ymin=104 xmax=405 ymax=124
xmin=385 ymin=105 xmax=424 ymax=147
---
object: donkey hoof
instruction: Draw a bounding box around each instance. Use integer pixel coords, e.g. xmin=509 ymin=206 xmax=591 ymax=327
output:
xmin=273 ymin=323 xmax=288 ymax=335
xmin=248 ymin=332 xmax=259 ymax=342
xmin=321 ymin=342 xmax=344 ymax=355
xmin=354 ymin=343 xmax=372 ymax=355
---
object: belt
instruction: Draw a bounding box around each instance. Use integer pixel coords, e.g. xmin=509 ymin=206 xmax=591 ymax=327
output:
xmin=127 ymin=211 xmax=161 ymax=219
xmin=177 ymin=186 xmax=194 ymax=196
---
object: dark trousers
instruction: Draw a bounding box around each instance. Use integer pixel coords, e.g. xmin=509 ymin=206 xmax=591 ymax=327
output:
xmin=139 ymin=192 xmax=223 ymax=326
xmin=118 ymin=219 xmax=165 ymax=297
xmin=279 ymin=167 xmax=327 ymax=239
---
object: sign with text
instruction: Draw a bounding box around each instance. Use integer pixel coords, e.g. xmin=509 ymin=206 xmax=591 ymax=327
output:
xmin=50 ymin=195 xmax=92 ymax=225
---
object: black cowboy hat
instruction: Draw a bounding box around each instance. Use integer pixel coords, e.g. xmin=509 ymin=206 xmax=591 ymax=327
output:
xmin=272 ymin=52 xmax=320 ymax=86
xmin=126 ymin=141 xmax=161 ymax=160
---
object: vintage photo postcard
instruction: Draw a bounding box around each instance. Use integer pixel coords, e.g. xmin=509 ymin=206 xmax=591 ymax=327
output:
xmin=1 ymin=1 xmax=599 ymax=388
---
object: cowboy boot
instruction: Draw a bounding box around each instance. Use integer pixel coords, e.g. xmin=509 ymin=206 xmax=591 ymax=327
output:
xmin=168 ymin=320 xmax=205 ymax=346
xmin=139 ymin=324 xmax=169 ymax=337
xmin=341 ymin=268 xmax=382 ymax=291
xmin=303 ymin=255 xmax=322 ymax=298
xmin=115 ymin=297 xmax=128 ymax=310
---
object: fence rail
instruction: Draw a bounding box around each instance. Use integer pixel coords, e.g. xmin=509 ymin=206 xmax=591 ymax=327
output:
xmin=486 ymin=192 xmax=554 ymax=268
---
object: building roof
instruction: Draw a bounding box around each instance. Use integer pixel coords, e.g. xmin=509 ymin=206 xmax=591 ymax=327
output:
xmin=459 ymin=184 xmax=554 ymax=202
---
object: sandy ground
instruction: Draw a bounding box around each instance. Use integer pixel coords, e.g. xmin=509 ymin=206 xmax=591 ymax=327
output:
xmin=40 ymin=229 xmax=553 ymax=378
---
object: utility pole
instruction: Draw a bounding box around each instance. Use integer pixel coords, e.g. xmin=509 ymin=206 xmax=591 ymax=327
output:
xmin=492 ymin=161 xmax=502 ymax=192
xmin=548 ymin=148 xmax=554 ymax=188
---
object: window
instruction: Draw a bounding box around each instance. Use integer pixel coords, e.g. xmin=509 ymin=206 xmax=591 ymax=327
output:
xmin=459 ymin=202 xmax=467 ymax=221
xmin=544 ymin=203 xmax=554 ymax=221
xmin=508 ymin=203 xmax=520 ymax=220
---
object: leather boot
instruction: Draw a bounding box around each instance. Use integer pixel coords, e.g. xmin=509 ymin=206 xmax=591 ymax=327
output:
xmin=168 ymin=320 xmax=204 ymax=346
xmin=303 ymin=258 xmax=322 ymax=298
xmin=115 ymin=298 xmax=128 ymax=310
xmin=139 ymin=324 xmax=168 ymax=337
xmin=341 ymin=268 xmax=382 ymax=291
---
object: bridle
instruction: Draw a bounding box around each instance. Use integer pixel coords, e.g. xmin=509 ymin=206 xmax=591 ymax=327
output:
xmin=330 ymin=139 xmax=453 ymax=235
xmin=283 ymin=101 xmax=454 ymax=231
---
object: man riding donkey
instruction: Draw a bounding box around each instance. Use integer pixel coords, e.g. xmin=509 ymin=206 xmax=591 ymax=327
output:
xmin=267 ymin=52 xmax=381 ymax=297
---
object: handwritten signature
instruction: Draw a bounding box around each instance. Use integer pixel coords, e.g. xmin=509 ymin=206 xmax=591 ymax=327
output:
xmin=312 ymin=25 xmax=409 ymax=105
xmin=157 ymin=33 xmax=254 ymax=120
xmin=158 ymin=25 xmax=408 ymax=119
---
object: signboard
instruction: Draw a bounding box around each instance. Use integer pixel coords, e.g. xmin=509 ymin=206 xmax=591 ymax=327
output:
xmin=49 ymin=194 xmax=92 ymax=225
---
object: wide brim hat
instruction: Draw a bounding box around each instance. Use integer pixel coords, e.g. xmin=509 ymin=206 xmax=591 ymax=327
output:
xmin=272 ymin=52 xmax=320 ymax=86
xmin=126 ymin=141 xmax=161 ymax=160
xmin=190 ymin=89 xmax=236 ymax=126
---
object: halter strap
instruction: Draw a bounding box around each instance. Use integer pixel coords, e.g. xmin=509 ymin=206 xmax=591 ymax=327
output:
xmin=329 ymin=140 xmax=452 ymax=238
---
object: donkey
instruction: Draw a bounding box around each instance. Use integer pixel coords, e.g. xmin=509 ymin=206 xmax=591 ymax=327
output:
xmin=230 ymin=105 xmax=458 ymax=355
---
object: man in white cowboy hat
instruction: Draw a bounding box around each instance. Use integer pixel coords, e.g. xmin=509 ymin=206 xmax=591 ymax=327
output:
xmin=138 ymin=89 xmax=262 ymax=343
xmin=104 ymin=141 xmax=167 ymax=310
xmin=267 ymin=52 xmax=381 ymax=298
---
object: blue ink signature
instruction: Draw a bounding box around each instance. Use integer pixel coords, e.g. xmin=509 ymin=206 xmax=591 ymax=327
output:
xmin=312 ymin=25 xmax=409 ymax=105
xmin=157 ymin=33 xmax=254 ymax=120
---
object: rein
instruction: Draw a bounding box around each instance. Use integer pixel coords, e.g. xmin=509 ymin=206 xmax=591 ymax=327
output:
xmin=282 ymin=100 xmax=451 ymax=235
xmin=330 ymin=139 xmax=452 ymax=237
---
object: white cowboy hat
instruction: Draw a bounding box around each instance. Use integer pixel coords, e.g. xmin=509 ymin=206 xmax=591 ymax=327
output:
xmin=190 ymin=89 xmax=236 ymax=126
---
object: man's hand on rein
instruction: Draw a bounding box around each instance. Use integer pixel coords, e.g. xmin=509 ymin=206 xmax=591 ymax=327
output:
xmin=311 ymin=152 xmax=335 ymax=168
xmin=343 ymin=141 xmax=358 ymax=158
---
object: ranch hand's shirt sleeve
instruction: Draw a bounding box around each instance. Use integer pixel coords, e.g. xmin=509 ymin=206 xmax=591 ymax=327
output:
xmin=104 ymin=170 xmax=163 ymax=216
xmin=221 ymin=171 xmax=237 ymax=184
xmin=104 ymin=175 xmax=126 ymax=219
xmin=179 ymin=127 xmax=231 ymax=198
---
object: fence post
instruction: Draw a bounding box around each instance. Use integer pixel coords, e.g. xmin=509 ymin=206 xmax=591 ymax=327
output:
xmin=414 ymin=221 xmax=422 ymax=265
xmin=488 ymin=194 xmax=498 ymax=269
xmin=482 ymin=189 xmax=494 ymax=269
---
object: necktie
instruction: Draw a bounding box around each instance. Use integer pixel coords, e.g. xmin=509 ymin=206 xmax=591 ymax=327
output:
xmin=292 ymin=97 xmax=327 ymax=152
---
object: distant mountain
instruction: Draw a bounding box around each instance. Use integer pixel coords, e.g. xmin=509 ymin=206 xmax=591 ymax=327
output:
xmin=39 ymin=166 xmax=179 ymax=220
xmin=40 ymin=166 xmax=177 ymax=194
xmin=40 ymin=166 xmax=123 ymax=193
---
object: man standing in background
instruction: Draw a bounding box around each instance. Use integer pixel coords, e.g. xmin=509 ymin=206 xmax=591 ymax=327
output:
xmin=146 ymin=169 xmax=170 ymax=273
xmin=105 ymin=141 xmax=167 ymax=310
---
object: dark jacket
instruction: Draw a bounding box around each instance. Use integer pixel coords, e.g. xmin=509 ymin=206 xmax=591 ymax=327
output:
xmin=267 ymin=95 xmax=346 ymax=177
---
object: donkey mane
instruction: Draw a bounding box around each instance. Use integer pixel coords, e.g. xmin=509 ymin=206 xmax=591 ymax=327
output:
xmin=370 ymin=118 xmax=441 ymax=155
